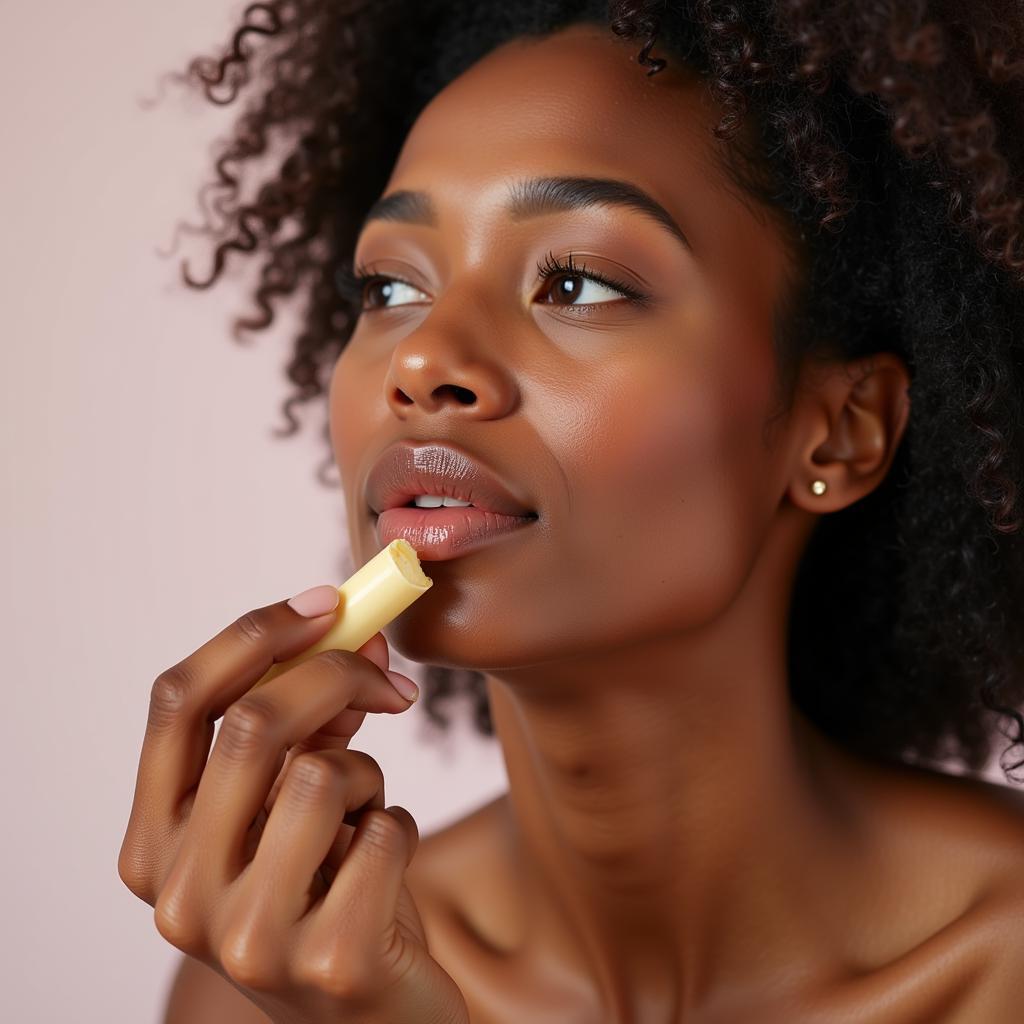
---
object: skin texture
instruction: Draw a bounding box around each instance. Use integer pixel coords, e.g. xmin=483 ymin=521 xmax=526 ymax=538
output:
xmin=327 ymin=22 xmax=1024 ymax=1024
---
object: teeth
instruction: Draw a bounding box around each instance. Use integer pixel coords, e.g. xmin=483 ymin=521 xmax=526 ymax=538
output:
xmin=412 ymin=495 xmax=474 ymax=508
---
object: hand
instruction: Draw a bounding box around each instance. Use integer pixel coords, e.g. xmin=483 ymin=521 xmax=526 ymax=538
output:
xmin=118 ymin=595 xmax=470 ymax=1024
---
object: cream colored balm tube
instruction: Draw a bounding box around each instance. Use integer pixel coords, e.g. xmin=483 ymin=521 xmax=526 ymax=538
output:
xmin=250 ymin=539 xmax=433 ymax=691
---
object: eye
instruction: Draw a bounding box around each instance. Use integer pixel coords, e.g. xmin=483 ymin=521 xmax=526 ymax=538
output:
xmin=334 ymin=263 xmax=429 ymax=310
xmin=535 ymin=251 xmax=651 ymax=314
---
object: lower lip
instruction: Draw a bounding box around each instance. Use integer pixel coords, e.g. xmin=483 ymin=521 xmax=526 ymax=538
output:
xmin=374 ymin=506 xmax=536 ymax=560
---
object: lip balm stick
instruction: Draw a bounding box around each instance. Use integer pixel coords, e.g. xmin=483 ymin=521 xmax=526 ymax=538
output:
xmin=250 ymin=539 xmax=433 ymax=691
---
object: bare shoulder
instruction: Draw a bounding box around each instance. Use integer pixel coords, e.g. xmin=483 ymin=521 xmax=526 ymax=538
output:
xmin=858 ymin=759 xmax=1024 ymax=958
xmin=785 ymin=755 xmax=1024 ymax=1021
xmin=942 ymin=907 xmax=1024 ymax=1023
xmin=855 ymin=756 xmax=1024 ymax=924
xmin=925 ymin=774 xmax=1024 ymax=1020
xmin=873 ymin=760 xmax=1024 ymax=874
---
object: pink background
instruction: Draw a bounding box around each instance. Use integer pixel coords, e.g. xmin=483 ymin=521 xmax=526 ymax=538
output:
xmin=2 ymin=3 xmax=504 ymax=1022
xmin=2 ymin=3 xmax=1012 ymax=1022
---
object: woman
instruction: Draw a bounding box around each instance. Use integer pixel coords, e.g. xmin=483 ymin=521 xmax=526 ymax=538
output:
xmin=119 ymin=1 xmax=1024 ymax=1020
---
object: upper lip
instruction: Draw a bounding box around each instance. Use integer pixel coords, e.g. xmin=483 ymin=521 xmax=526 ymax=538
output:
xmin=366 ymin=440 xmax=536 ymax=517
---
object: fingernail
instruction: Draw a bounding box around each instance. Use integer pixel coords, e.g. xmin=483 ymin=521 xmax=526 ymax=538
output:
xmin=385 ymin=670 xmax=419 ymax=703
xmin=287 ymin=585 xmax=340 ymax=618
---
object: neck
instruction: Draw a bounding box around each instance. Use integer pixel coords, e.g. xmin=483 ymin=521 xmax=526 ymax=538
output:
xmin=480 ymin=510 xmax=865 ymax=1015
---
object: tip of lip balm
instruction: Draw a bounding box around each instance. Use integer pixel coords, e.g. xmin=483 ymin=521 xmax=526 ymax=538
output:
xmin=386 ymin=538 xmax=433 ymax=589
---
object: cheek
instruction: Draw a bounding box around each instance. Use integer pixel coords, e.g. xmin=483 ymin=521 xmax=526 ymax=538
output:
xmin=544 ymin=341 xmax=778 ymax=647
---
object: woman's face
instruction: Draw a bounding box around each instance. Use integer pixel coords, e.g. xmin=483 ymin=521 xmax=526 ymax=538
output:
xmin=329 ymin=22 xmax=804 ymax=670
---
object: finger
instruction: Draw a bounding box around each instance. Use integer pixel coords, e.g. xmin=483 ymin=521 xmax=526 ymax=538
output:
xmin=356 ymin=632 xmax=390 ymax=673
xmin=264 ymin=703 xmax=372 ymax=816
xmin=308 ymin=805 xmax=420 ymax=949
xmin=134 ymin=600 xmax=341 ymax=818
xmin=122 ymin=598 xmax=340 ymax=899
xmin=234 ymin=749 xmax=386 ymax=931
xmin=261 ymin=635 xmax=405 ymax=815
xmin=314 ymin=632 xmax=409 ymax=739
xmin=181 ymin=648 xmax=412 ymax=893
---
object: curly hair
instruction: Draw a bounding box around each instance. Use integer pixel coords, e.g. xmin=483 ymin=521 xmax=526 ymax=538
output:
xmin=156 ymin=0 xmax=1024 ymax=780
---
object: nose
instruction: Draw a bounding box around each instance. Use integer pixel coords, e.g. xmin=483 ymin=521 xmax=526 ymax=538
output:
xmin=384 ymin=315 xmax=520 ymax=421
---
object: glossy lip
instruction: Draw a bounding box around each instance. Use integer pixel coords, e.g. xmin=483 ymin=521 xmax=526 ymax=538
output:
xmin=374 ymin=505 xmax=536 ymax=561
xmin=365 ymin=440 xmax=538 ymax=518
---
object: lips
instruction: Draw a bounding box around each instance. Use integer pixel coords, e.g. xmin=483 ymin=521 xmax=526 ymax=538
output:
xmin=365 ymin=441 xmax=537 ymax=519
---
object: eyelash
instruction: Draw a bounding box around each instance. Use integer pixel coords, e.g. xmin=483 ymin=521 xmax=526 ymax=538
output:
xmin=535 ymin=251 xmax=652 ymax=311
xmin=334 ymin=250 xmax=652 ymax=315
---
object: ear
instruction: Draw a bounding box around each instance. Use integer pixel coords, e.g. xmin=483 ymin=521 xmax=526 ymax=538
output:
xmin=787 ymin=352 xmax=912 ymax=514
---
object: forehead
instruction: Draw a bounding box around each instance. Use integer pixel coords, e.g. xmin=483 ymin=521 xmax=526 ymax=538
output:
xmin=387 ymin=23 xmax=725 ymax=215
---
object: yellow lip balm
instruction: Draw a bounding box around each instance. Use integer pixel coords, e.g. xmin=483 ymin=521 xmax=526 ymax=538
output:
xmin=250 ymin=539 xmax=433 ymax=690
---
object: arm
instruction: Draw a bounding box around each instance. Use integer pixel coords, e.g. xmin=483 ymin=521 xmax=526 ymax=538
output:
xmin=163 ymin=954 xmax=271 ymax=1024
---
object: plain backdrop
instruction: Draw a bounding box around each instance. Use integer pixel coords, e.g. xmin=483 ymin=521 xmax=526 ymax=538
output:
xmin=1 ymin=3 xmax=506 ymax=1022
xmin=2 ymin=4 xmax=1017 ymax=1023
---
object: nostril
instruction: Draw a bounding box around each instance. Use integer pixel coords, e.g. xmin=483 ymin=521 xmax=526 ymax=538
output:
xmin=432 ymin=384 xmax=476 ymax=405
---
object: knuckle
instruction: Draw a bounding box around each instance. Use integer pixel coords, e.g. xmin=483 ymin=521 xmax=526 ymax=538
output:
xmin=153 ymin=889 xmax=206 ymax=955
xmin=117 ymin=838 xmax=156 ymax=904
xmin=235 ymin=610 xmax=269 ymax=648
xmin=357 ymin=809 xmax=406 ymax=858
xmin=314 ymin=648 xmax=360 ymax=674
xmin=385 ymin=805 xmax=420 ymax=851
xmin=285 ymin=753 xmax=343 ymax=805
xmin=219 ymin=930 xmax=284 ymax=992
xmin=350 ymin=745 xmax=385 ymax=774
xmin=148 ymin=668 xmax=197 ymax=728
xmin=218 ymin=698 xmax=278 ymax=759
xmin=293 ymin=948 xmax=376 ymax=1004
xmin=348 ymin=749 xmax=386 ymax=787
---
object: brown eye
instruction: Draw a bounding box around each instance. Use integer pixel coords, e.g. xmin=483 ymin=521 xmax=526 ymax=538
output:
xmin=534 ymin=250 xmax=651 ymax=312
xmin=335 ymin=260 xmax=432 ymax=311
xmin=540 ymin=271 xmax=623 ymax=307
xmin=360 ymin=276 xmax=429 ymax=310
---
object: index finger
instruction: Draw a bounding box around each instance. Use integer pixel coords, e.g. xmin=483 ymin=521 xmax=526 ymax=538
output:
xmin=136 ymin=599 xmax=342 ymax=825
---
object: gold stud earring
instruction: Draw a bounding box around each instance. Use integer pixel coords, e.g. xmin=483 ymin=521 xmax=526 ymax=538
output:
xmin=810 ymin=479 xmax=828 ymax=496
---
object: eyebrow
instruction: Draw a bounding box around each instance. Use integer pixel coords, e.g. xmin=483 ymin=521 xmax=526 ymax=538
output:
xmin=359 ymin=175 xmax=692 ymax=252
